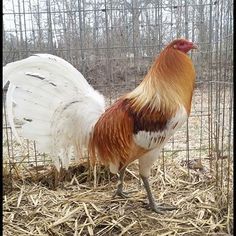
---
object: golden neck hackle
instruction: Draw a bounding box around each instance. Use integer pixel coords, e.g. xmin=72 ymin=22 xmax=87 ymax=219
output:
xmin=127 ymin=47 xmax=196 ymax=115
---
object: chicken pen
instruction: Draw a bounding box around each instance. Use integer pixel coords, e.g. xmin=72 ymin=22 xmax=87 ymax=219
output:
xmin=3 ymin=0 xmax=233 ymax=235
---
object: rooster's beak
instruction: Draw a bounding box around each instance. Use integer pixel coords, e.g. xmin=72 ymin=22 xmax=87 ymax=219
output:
xmin=192 ymin=44 xmax=198 ymax=49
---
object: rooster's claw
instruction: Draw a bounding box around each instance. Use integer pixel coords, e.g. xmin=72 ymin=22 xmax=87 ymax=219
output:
xmin=147 ymin=203 xmax=178 ymax=214
xmin=112 ymin=190 xmax=130 ymax=198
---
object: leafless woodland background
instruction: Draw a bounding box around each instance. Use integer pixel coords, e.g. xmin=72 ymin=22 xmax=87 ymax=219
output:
xmin=3 ymin=0 xmax=233 ymax=197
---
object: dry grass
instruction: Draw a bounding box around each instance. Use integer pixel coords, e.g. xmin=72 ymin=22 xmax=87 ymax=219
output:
xmin=3 ymin=156 xmax=233 ymax=236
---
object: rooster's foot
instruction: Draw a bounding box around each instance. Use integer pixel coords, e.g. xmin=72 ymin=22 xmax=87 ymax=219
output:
xmin=148 ymin=203 xmax=178 ymax=214
xmin=112 ymin=189 xmax=130 ymax=198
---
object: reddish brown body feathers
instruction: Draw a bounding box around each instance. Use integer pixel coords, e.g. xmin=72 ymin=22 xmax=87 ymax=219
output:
xmin=90 ymin=97 xmax=172 ymax=169
xmin=89 ymin=39 xmax=196 ymax=171
xmin=90 ymin=99 xmax=134 ymax=167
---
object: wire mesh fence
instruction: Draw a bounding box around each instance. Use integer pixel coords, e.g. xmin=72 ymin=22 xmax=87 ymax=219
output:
xmin=3 ymin=0 xmax=233 ymax=206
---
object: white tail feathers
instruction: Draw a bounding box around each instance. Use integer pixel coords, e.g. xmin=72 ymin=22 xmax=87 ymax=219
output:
xmin=3 ymin=54 xmax=105 ymax=171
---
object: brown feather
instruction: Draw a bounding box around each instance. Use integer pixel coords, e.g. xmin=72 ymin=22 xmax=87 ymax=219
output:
xmin=127 ymin=42 xmax=195 ymax=115
xmin=89 ymin=99 xmax=134 ymax=168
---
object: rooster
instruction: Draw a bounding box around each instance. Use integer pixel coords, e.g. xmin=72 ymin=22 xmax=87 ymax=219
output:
xmin=3 ymin=38 xmax=197 ymax=213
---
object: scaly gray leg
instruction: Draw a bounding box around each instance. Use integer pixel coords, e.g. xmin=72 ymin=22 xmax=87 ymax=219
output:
xmin=113 ymin=167 xmax=130 ymax=198
xmin=140 ymin=175 xmax=177 ymax=214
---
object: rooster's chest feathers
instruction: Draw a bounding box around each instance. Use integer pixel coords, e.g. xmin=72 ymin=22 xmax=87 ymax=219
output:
xmin=133 ymin=106 xmax=188 ymax=150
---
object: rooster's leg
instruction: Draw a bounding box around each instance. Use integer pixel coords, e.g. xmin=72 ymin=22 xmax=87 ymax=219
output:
xmin=140 ymin=175 xmax=177 ymax=214
xmin=113 ymin=167 xmax=130 ymax=198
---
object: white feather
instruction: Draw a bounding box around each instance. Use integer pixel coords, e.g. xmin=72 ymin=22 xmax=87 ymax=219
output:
xmin=4 ymin=54 xmax=105 ymax=171
xmin=3 ymin=67 xmax=9 ymax=88
xmin=6 ymin=83 xmax=22 ymax=144
xmin=14 ymin=105 xmax=54 ymax=122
